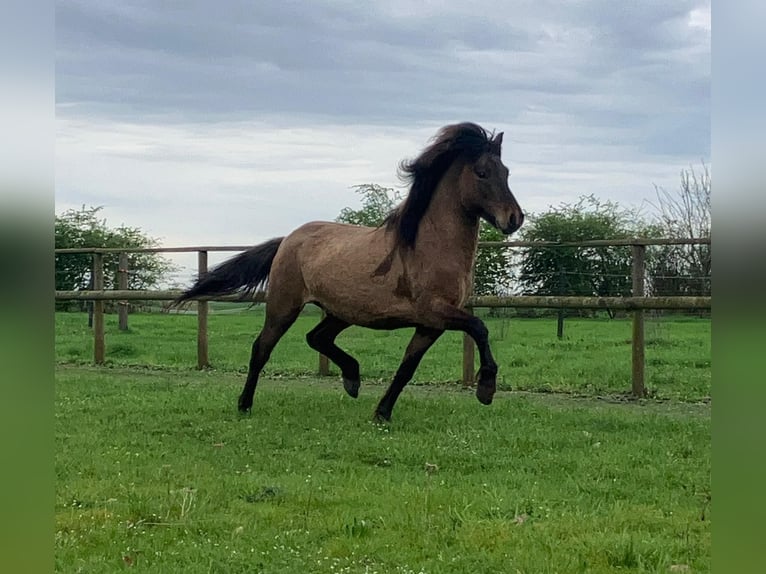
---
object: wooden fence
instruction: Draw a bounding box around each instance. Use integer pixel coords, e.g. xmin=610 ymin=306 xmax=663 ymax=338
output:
xmin=55 ymin=238 xmax=711 ymax=397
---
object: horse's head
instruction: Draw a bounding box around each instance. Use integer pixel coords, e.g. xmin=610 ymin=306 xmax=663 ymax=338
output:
xmin=460 ymin=132 xmax=524 ymax=235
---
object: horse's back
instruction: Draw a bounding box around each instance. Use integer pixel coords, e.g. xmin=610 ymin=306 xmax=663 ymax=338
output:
xmin=280 ymin=220 xmax=385 ymax=266
xmin=269 ymin=221 xmax=412 ymax=324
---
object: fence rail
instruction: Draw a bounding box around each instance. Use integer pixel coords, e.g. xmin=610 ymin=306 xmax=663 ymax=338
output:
xmin=53 ymin=236 xmax=710 ymax=255
xmin=56 ymin=289 xmax=710 ymax=311
xmin=54 ymin=238 xmax=712 ymax=398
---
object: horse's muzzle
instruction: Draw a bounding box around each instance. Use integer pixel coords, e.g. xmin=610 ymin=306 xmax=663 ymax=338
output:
xmin=501 ymin=211 xmax=524 ymax=235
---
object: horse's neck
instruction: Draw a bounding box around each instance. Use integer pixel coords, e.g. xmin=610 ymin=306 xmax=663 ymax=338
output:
xmin=416 ymin=180 xmax=480 ymax=272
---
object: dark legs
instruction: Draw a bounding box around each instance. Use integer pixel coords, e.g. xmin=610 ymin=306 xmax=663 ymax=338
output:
xmin=305 ymin=315 xmax=360 ymax=397
xmin=460 ymin=314 xmax=498 ymax=405
xmin=240 ymin=302 xmax=497 ymax=420
xmin=373 ymin=304 xmax=497 ymax=422
xmin=374 ymin=327 xmax=443 ymax=421
xmin=430 ymin=303 xmax=499 ymax=406
xmin=238 ymin=307 xmax=301 ymax=412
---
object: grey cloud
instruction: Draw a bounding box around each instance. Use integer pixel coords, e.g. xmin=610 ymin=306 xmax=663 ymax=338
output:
xmin=56 ymin=1 xmax=709 ymax=159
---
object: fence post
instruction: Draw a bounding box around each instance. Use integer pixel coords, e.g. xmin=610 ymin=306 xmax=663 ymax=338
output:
xmin=92 ymin=253 xmax=105 ymax=364
xmin=318 ymin=310 xmax=331 ymax=376
xmin=462 ymin=305 xmax=475 ymax=387
xmin=118 ymin=252 xmax=129 ymax=331
xmin=631 ymin=244 xmax=647 ymax=397
xmin=557 ymin=264 xmax=565 ymax=339
xmin=319 ymin=352 xmax=330 ymax=376
xmin=87 ymin=271 xmax=94 ymax=328
xmin=197 ymin=250 xmax=209 ymax=369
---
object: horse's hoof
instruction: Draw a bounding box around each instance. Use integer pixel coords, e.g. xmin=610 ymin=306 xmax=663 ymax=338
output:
xmin=372 ymin=411 xmax=390 ymax=424
xmin=343 ymin=377 xmax=360 ymax=398
xmin=238 ymin=397 xmax=253 ymax=413
xmin=476 ymin=385 xmax=495 ymax=405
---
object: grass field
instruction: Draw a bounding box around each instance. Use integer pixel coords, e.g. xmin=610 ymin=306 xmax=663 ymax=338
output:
xmin=56 ymin=366 xmax=710 ymax=573
xmin=55 ymin=308 xmax=711 ymax=401
xmin=55 ymin=309 xmax=711 ymax=571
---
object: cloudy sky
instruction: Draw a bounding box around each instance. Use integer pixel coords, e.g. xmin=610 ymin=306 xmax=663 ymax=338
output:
xmin=55 ymin=0 xmax=710 ymax=276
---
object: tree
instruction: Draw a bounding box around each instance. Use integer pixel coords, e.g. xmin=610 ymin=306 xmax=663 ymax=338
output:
xmin=55 ymin=206 xmax=176 ymax=308
xmin=472 ymin=223 xmax=513 ymax=296
xmin=648 ymin=164 xmax=711 ymax=297
xmin=517 ymin=196 xmax=650 ymax=313
xmin=337 ymin=184 xmax=402 ymax=227
xmin=336 ymin=184 xmax=512 ymax=295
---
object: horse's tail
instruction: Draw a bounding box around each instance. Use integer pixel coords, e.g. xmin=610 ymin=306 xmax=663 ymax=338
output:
xmin=174 ymin=237 xmax=284 ymax=304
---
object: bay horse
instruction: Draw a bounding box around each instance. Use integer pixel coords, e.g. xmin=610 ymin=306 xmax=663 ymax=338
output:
xmin=176 ymin=122 xmax=524 ymax=421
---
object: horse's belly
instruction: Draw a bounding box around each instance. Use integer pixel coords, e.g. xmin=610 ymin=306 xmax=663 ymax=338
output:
xmin=308 ymin=276 xmax=417 ymax=327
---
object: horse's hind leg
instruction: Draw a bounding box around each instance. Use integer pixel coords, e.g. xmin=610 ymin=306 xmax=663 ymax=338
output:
xmin=305 ymin=314 xmax=360 ymax=397
xmin=374 ymin=327 xmax=443 ymax=422
xmin=238 ymin=303 xmax=302 ymax=413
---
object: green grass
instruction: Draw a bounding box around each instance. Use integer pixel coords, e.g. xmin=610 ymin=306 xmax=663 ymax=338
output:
xmin=55 ymin=309 xmax=711 ymax=401
xmin=56 ymin=366 xmax=710 ymax=573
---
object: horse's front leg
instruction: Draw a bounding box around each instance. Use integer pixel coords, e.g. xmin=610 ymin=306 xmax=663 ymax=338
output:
xmin=374 ymin=327 xmax=443 ymax=422
xmin=427 ymin=301 xmax=498 ymax=405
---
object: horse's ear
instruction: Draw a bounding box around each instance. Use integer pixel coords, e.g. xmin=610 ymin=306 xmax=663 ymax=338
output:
xmin=490 ymin=131 xmax=504 ymax=155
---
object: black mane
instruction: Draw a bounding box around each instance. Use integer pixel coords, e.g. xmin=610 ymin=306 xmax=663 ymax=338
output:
xmin=384 ymin=122 xmax=499 ymax=248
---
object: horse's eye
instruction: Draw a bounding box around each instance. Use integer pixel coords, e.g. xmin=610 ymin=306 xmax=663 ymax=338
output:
xmin=475 ymin=169 xmax=487 ymax=179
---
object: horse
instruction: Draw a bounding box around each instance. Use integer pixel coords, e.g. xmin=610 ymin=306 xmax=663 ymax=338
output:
xmin=176 ymin=122 xmax=524 ymax=421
